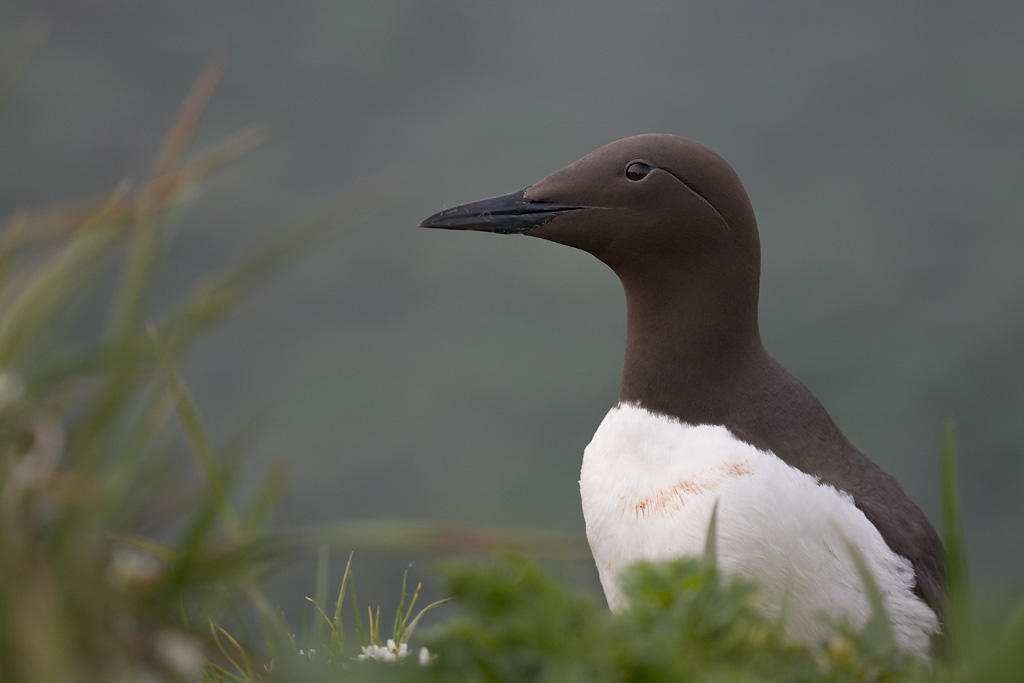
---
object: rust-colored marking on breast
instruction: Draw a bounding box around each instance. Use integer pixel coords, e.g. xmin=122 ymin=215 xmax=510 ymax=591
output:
xmin=722 ymin=462 xmax=753 ymax=477
xmin=620 ymin=460 xmax=754 ymax=519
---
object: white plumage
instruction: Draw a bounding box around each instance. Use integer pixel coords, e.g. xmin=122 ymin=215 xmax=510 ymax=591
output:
xmin=579 ymin=402 xmax=939 ymax=656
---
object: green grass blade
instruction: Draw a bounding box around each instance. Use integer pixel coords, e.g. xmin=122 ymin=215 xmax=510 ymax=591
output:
xmin=396 ymin=580 xmax=422 ymax=642
xmin=311 ymin=545 xmax=330 ymax=648
xmin=941 ymin=417 xmax=972 ymax=659
xmin=148 ymin=323 xmax=238 ymax=536
xmin=401 ymin=597 xmax=454 ymax=644
xmin=209 ymin=621 xmax=252 ymax=682
xmin=151 ymin=55 xmax=226 ymax=177
xmin=331 ymin=551 xmax=355 ymax=656
xmin=349 ymin=568 xmax=367 ymax=646
xmin=305 ymin=595 xmax=344 ymax=653
xmin=106 ymin=210 xmax=161 ymax=345
xmin=703 ymin=500 xmax=720 ymax=566
xmin=392 ymin=564 xmax=411 ymax=642
xmin=841 ymin=534 xmax=895 ymax=647
xmin=240 ymin=462 xmax=285 ymax=536
xmin=0 ymin=223 xmax=119 ymax=367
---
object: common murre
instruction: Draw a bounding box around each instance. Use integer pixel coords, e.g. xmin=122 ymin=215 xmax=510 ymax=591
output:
xmin=419 ymin=134 xmax=943 ymax=655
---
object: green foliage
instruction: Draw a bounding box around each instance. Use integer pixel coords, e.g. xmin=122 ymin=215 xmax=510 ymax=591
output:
xmin=0 ymin=53 xmax=331 ymax=682
xmin=421 ymin=559 xmax=604 ymax=682
xmin=416 ymin=557 xmax=893 ymax=683
xmin=251 ymin=546 xmax=1017 ymax=683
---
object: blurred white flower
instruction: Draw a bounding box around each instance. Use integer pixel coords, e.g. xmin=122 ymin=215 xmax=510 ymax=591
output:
xmin=153 ymin=630 xmax=205 ymax=678
xmin=354 ymin=639 xmax=432 ymax=665
xmin=108 ymin=546 xmax=162 ymax=588
xmin=356 ymin=638 xmax=408 ymax=662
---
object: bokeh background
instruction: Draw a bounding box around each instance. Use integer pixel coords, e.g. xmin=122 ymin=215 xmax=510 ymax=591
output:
xmin=2 ymin=0 xmax=1021 ymax=605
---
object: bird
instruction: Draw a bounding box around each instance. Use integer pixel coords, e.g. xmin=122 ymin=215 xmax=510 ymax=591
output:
xmin=419 ymin=134 xmax=943 ymax=656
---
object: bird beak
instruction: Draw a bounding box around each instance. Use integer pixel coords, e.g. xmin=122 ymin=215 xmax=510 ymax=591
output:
xmin=419 ymin=189 xmax=587 ymax=234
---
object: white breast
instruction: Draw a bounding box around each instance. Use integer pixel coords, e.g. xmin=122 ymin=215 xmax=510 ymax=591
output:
xmin=579 ymin=402 xmax=938 ymax=656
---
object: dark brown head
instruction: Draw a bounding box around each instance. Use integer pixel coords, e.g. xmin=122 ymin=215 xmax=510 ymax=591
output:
xmin=420 ymin=134 xmax=760 ymax=291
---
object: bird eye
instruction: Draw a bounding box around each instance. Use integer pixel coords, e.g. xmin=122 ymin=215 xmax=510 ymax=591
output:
xmin=625 ymin=161 xmax=652 ymax=181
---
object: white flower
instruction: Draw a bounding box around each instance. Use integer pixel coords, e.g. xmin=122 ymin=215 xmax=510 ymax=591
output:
xmin=418 ymin=646 xmax=431 ymax=666
xmin=356 ymin=638 xmax=409 ymax=663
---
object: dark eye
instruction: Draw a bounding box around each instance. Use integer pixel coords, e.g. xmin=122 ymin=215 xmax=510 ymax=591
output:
xmin=625 ymin=161 xmax=652 ymax=181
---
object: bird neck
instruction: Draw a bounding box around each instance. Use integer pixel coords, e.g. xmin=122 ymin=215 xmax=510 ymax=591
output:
xmin=617 ymin=259 xmax=765 ymax=421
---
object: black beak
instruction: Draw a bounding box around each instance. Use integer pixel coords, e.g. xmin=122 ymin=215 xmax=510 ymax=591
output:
xmin=419 ymin=189 xmax=586 ymax=234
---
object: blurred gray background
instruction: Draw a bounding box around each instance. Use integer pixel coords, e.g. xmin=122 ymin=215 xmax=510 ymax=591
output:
xmin=2 ymin=0 xmax=1022 ymax=601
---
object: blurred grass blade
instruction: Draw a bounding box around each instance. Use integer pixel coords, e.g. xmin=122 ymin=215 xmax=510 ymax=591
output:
xmin=0 ymin=212 xmax=27 ymax=294
xmin=7 ymin=126 xmax=264 ymax=250
xmin=367 ymin=605 xmax=381 ymax=645
xmin=106 ymin=203 xmax=159 ymax=345
xmin=841 ymin=534 xmax=895 ymax=646
xmin=0 ymin=213 xmax=121 ymax=366
xmin=100 ymin=380 xmax=177 ymax=514
xmin=349 ymin=567 xmax=367 ymax=646
xmin=162 ymin=197 xmax=350 ymax=348
xmin=703 ymin=500 xmax=719 ymax=566
xmin=153 ymin=54 xmax=227 ymax=176
xmin=4 ymin=180 xmax=132 ymax=246
xmin=108 ymin=533 xmax=177 ymax=563
xmin=203 ymin=663 xmax=248 ymax=683
xmin=331 ymin=551 xmax=355 ymax=655
xmin=312 ymin=545 xmax=330 ymax=647
xmin=305 ymin=595 xmax=340 ymax=650
xmin=0 ymin=15 xmax=49 ymax=106
xmin=392 ymin=564 xmax=412 ymax=642
xmin=401 ymin=597 xmax=453 ymax=644
xmin=109 ymin=55 xmax=259 ymax=346
xmin=148 ymin=323 xmax=239 ymax=536
xmin=292 ymin=518 xmax=590 ymax=558
xmin=240 ymin=463 xmax=285 ymax=536
xmin=940 ymin=417 xmax=972 ymax=658
xmin=209 ymin=621 xmax=252 ymax=682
